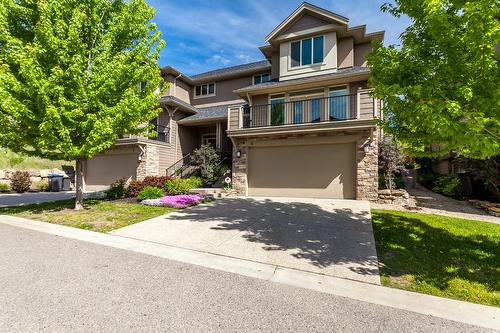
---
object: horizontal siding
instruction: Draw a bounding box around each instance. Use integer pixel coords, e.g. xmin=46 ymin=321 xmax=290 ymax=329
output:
xmin=228 ymin=107 xmax=240 ymax=130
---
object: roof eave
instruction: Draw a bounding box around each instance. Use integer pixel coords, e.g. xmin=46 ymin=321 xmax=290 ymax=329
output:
xmin=265 ymin=2 xmax=349 ymax=43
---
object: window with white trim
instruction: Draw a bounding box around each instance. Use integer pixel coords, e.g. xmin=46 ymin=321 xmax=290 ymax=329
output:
xmin=253 ymin=73 xmax=271 ymax=85
xmin=195 ymin=83 xmax=215 ymax=97
xmin=290 ymin=35 xmax=324 ymax=67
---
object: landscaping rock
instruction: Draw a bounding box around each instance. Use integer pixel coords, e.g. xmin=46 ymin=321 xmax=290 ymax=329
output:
xmin=40 ymin=169 xmax=51 ymax=177
xmin=0 ymin=169 xmax=5 ymax=179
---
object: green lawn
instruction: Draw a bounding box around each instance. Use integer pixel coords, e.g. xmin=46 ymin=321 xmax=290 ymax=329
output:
xmin=0 ymin=199 xmax=174 ymax=233
xmin=372 ymin=210 xmax=500 ymax=307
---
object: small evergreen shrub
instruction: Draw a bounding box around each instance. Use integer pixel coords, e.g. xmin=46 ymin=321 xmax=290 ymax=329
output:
xmin=138 ymin=186 xmax=164 ymax=201
xmin=10 ymin=171 xmax=31 ymax=193
xmin=0 ymin=182 xmax=10 ymax=192
xmin=432 ymin=175 xmax=464 ymax=197
xmin=187 ymin=176 xmax=203 ymax=188
xmin=34 ymin=180 xmax=49 ymax=192
xmin=106 ymin=178 xmax=127 ymax=199
xmin=165 ymin=178 xmax=193 ymax=195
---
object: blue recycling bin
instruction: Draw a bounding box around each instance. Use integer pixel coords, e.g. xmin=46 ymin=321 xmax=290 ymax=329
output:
xmin=47 ymin=174 xmax=64 ymax=192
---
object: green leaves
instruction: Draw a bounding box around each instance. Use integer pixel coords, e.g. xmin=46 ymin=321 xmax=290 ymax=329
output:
xmin=0 ymin=0 xmax=165 ymax=160
xmin=369 ymin=0 xmax=500 ymax=159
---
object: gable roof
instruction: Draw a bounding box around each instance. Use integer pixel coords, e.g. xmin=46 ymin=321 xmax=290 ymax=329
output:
xmin=265 ymin=2 xmax=349 ymax=42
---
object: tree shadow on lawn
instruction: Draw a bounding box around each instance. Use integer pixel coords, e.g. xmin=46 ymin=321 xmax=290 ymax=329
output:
xmin=167 ymin=198 xmax=379 ymax=277
xmin=0 ymin=199 xmax=100 ymax=215
xmin=372 ymin=211 xmax=500 ymax=298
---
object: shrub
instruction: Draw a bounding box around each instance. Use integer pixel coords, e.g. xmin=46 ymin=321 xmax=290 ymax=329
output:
xmin=192 ymin=144 xmax=220 ymax=182
xmin=417 ymin=172 xmax=438 ymax=188
xmin=165 ymin=178 xmax=194 ymax=195
xmin=10 ymin=171 xmax=31 ymax=193
xmin=379 ymin=174 xmax=405 ymax=190
xmin=34 ymin=180 xmax=49 ymax=192
xmin=432 ymin=175 xmax=464 ymax=197
xmin=138 ymin=186 xmax=164 ymax=201
xmin=0 ymin=182 xmax=10 ymax=192
xmin=187 ymin=176 xmax=203 ymax=188
xmin=106 ymin=178 xmax=126 ymax=199
xmin=125 ymin=176 xmax=172 ymax=198
xmin=378 ymin=136 xmax=406 ymax=191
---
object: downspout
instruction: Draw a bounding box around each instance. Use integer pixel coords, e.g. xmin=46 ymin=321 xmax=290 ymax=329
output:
xmin=173 ymin=73 xmax=182 ymax=97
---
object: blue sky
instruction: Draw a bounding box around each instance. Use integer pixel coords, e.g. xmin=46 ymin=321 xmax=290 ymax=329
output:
xmin=147 ymin=0 xmax=411 ymax=76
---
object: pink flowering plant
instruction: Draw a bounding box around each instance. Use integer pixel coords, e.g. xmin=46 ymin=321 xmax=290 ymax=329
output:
xmin=141 ymin=194 xmax=211 ymax=208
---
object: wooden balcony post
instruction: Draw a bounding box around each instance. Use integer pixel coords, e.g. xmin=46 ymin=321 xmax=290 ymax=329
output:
xmin=356 ymin=90 xmax=361 ymax=119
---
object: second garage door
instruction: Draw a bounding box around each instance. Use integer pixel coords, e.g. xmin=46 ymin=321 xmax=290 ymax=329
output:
xmin=247 ymin=142 xmax=356 ymax=199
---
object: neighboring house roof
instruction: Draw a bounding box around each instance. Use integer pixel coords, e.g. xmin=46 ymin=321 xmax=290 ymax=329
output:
xmin=178 ymin=103 xmax=246 ymax=125
xmin=190 ymin=60 xmax=271 ymax=82
xmin=160 ymin=60 xmax=271 ymax=85
xmin=159 ymin=95 xmax=198 ymax=114
xmin=234 ymin=67 xmax=371 ymax=95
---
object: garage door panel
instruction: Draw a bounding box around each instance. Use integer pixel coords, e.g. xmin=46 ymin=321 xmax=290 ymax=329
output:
xmin=248 ymin=143 xmax=356 ymax=199
xmin=85 ymin=153 xmax=138 ymax=186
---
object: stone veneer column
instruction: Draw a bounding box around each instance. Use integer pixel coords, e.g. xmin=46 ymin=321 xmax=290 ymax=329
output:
xmin=231 ymin=139 xmax=247 ymax=196
xmin=356 ymin=130 xmax=379 ymax=201
xmin=136 ymin=144 xmax=160 ymax=180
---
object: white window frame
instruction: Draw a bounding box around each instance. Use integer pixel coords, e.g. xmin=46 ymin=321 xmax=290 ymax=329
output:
xmin=194 ymin=82 xmax=216 ymax=98
xmin=253 ymin=73 xmax=271 ymax=85
xmin=290 ymin=35 xmax=325 ymax=69
xmin=201 ymin=133 xmax=217 ymax=146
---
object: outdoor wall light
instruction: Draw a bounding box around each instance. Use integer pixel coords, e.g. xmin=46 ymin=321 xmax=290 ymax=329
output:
xmin=236 ymin=150 xmax=241 ymax=158
xmin=363 ymin=140 xmax=374 ymax=153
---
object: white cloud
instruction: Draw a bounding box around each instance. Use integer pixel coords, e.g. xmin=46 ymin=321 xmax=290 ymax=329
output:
xmin=209 ymin=54 xmax=231 ymax=66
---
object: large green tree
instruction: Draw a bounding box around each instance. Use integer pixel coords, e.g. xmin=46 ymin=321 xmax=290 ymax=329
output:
xmin=368 ymin=0 xmax=500 ymax=159
xmin=0 ymin=0 xmax=165 ymax=209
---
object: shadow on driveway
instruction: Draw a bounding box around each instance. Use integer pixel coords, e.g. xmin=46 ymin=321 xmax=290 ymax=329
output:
xmin=112 ymin=197 xmax=380 ymax=283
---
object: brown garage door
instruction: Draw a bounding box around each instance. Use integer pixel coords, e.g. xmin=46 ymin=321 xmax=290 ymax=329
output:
xmin=247 ymin=142 xmax=356 ymax=199
xmin=85 ymin=151 xmax=139 ymax=186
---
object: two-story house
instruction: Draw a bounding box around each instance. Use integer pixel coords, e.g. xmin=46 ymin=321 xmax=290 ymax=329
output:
xmin=83 ymin=2 xmax=383 ymax=200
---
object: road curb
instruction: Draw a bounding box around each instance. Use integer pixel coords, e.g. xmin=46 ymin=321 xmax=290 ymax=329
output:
xmin=1 ymin=215 xmax=498 ymax=330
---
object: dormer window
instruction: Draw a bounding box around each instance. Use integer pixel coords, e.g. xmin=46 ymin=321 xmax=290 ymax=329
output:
xmin=290 ymin=35 xmax=324 ymax=67
xmin=253 ymin=73 xmax=271 ymax=85
xmin=195 ymin=83 xmax=215 ymax=97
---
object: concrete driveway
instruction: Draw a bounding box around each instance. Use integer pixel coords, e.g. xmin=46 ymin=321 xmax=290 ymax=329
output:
xmin=111 ymin=197 xmax=380 ymax=284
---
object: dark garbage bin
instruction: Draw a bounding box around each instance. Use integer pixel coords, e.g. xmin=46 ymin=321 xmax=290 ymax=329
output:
xmin=62 ymin=177 xmax=71 ymax=191
xmin=47 ymin=174 xmax=64 ymax=192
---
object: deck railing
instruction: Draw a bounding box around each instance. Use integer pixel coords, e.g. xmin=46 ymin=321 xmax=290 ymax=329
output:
xmin=228 ymin=90 xmax=379 ymax=130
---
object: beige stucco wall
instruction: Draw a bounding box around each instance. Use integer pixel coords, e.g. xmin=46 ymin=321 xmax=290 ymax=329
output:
xmin=162 ymin=74 xmax=192 ymax=104
xmin=354 ymin=43 xmax=372 ymax=67
xmin=337 ymin=37 xmax=354 ymax=69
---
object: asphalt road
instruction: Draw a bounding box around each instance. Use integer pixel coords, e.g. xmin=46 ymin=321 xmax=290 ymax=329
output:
xmin=0 ymin=223 xmax=492 ymax=332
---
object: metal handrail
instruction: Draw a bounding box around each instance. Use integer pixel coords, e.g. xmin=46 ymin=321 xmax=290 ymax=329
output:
xmin=242 ymin=93 xmax=361 ymax=129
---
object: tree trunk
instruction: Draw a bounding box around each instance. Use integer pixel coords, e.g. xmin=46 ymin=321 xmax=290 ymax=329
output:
xmin=75 ymin=158 xmax=84 ymax=210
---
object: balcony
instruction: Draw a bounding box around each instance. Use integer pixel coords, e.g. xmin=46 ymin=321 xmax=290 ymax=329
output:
xmin=118 ymin=124 xmax=170 ymax=144
xmin=227 ymin=90 xmax=380 ymax=134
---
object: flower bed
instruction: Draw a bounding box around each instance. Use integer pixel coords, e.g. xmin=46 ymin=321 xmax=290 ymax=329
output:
xmin=141 ymin=194 xmax=210 ymax=208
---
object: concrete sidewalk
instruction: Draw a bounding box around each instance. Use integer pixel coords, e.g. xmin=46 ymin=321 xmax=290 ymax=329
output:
xmin=111 ymin=197 xmax=381 ymax=284
xmin=1 ymin=215 xmax=498 ymax=331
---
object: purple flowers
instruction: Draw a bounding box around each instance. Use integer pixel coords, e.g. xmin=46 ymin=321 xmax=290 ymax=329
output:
xmin=141 ymin=194 xmax=208 ymax=208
